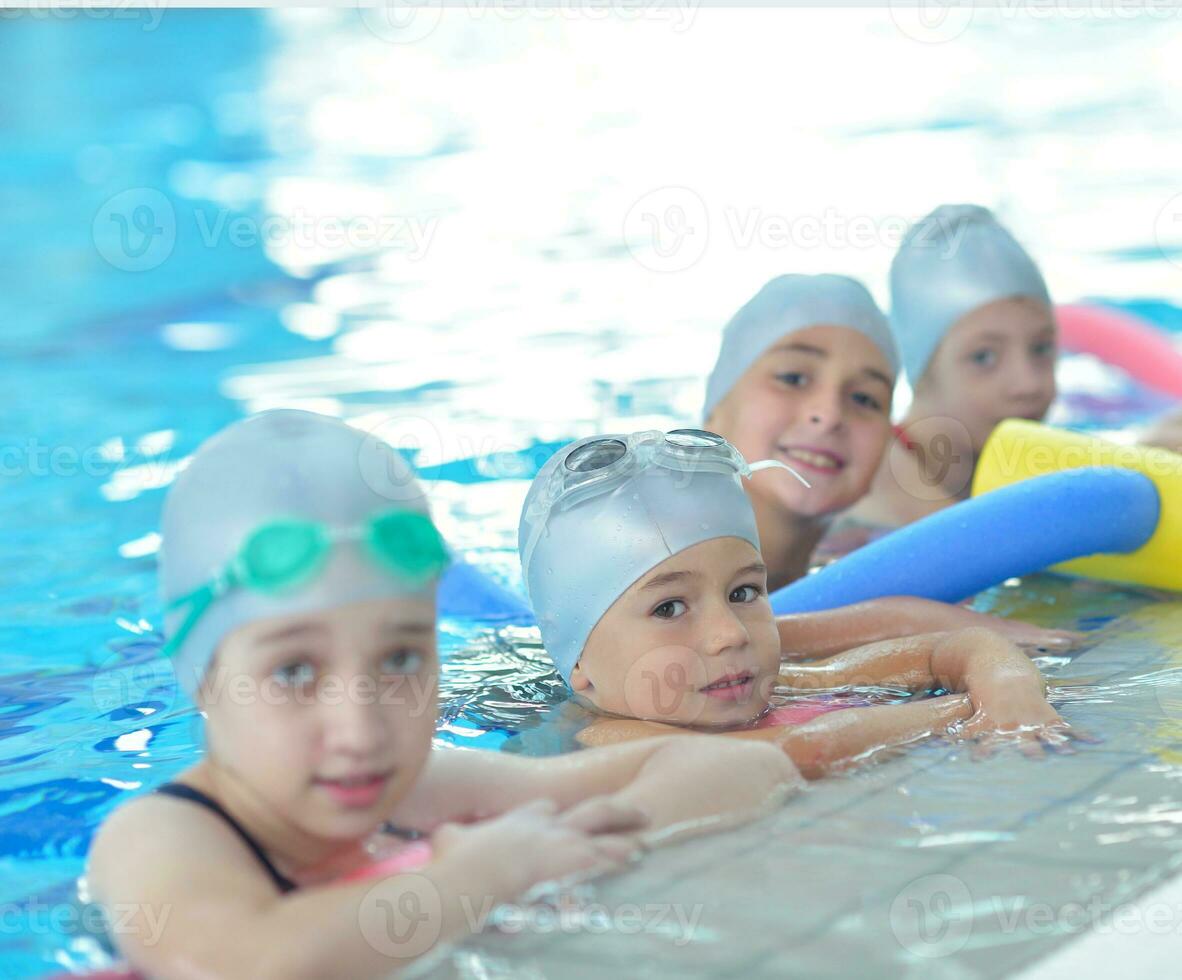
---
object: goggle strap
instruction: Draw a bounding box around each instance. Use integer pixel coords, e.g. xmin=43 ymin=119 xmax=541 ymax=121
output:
xmin=160 ymin=583 xmax=217 ymax=660
xmin=748 ymin=458 xmax=811 ymax=488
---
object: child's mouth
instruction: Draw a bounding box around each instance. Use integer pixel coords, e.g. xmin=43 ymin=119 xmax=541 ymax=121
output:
xmin=778 ymin=446 xmax=846 ymax=475
xmin=315 ymin=771 xmax=391 ymax=809
xmin=700 ymin=672 xmax=755 ymax=700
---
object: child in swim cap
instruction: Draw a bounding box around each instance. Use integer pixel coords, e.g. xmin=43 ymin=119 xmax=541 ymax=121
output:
xmin=701 ymin=274 xmax=899 ymax=589
xmin=850 ymin=204 xmax=1058 ymax=527
xmin=519 ymin=429 xmax=1081 ymax=770
xmin=88 ymin=410 xmax=802 ymax=979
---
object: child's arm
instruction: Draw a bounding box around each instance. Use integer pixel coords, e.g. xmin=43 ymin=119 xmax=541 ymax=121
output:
xmin=88 ymin=790 xmax=644 ymax=980
xmin=777 ymin=597 xmax=1082 ymax=660
xmin=571 ymin=695 xmax=976 ymax=779
xmin=781 ymin=627 xmax=1069 ymax=742
xmin=1142 ymin=405 xmax=1182 ymax=453
xmin=392 ymin=736 xmax=801 ymax=844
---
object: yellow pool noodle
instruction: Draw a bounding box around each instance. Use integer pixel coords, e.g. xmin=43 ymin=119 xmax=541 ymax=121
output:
xmin=973 ymin=419 xmax=1182 ymax=591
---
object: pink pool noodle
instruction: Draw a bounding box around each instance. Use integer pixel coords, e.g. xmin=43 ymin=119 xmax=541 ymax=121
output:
xmin=1057 ymin=303 xmax=1182 ymax=398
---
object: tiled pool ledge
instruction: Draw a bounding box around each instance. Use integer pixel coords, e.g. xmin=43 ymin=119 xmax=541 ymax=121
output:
xmin=424 ymin=601 xmax=1182 ymax=979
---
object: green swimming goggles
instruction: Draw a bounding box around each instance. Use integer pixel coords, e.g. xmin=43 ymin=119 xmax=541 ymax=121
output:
xmin=161 ymin=509 xmax=450 ymax=659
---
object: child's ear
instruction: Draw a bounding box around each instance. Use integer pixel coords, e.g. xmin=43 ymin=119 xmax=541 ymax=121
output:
xmin=569 ymin=661 xmax=592 ymax=693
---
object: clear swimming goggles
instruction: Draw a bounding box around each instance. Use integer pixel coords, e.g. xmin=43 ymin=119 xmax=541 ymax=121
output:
xmin=161 ymin=508 xmax=450 ymax=659
xmin=521 ymin=428 xmax=809 ymax=574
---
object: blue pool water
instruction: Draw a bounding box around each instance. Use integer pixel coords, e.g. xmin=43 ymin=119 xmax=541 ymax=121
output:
xmin=2 ymin=8 xmax=1182 ymax=978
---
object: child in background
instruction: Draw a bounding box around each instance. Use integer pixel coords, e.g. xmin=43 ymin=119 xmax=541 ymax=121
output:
xmin=702 ymin=274 xmax=898 ymax=589
xmin=518 ymin=429 xmax=1080 ymax=771
xmin=87 ymin=411 xmax=801 ymax=980
xmin=849 ymin=204 xmax=1057 ymax=528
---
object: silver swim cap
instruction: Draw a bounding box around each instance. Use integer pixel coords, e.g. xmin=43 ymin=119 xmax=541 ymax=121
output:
xmin=518 ymin=430 xmax=791 ymax=683
xmin=160 ymin=409 xmax=440 ymax=699
xmin=702 ymin=274 xmax=898 ymax=420
xmin=890 ymin=204 xmax=1052 ymax=385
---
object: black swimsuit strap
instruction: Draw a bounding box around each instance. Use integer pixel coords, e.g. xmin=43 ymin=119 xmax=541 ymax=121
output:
xmin=155 ymin=782 xmax=298 ymax=894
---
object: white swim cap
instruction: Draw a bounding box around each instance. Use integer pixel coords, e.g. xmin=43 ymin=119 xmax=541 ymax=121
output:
xmin=518 ymin=431 xmax=768 ymax=683
xmin=160 ymin=410 xmax=440 ymax=700
xmin=703 ymin=274 xmax=897 ymax=420
xmin=890 ymin=204 xmax=1051 ymax=385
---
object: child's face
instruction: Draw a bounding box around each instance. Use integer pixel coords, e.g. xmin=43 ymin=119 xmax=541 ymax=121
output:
xmin=198 ymin=596 xmax=438 ymax=840
xmin=916 ymin=297 xmax=1057 ymax=453
xmin=571 ymin=537 xmax=781 ymax=728
xmin=707 ymin=325 xmax=894 ymax=518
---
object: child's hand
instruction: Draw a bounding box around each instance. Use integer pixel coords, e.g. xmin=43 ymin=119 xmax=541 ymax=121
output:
xmin=985 ymin=619 xmax=1086 ymax=656
xmin=431 ymin=797 xmax=646 ymax=898
xmin=954 ymin=660 xmax=1081 ymax=757
xmin=955 ymin=691 xmax=1077 ymax=758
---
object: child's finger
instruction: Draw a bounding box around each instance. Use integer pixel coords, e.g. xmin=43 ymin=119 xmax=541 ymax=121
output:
xmin=560 ymin=797 xmax=649 ymax=836
xmin=970 ymin=738 xmax=995 ymax=762
xmin=1018 ymin=737 xmax=1047 ymax=760
xmin=509 ymin=798 xmax=559 ymax=819
xmin=589 ymin=832 xmax=646 ymax=866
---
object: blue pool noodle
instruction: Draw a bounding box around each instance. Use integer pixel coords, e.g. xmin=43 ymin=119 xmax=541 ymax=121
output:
xmin=438 ymin=557 xmax=535 ymax=622
xmin=770 ymin=467 xmax=1161 ymax=614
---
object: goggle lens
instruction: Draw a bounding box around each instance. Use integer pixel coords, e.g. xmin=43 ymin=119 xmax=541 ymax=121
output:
xmin=239 ymin=521 xmax=329 ymax=593
xmin=665 ymin=428 xmax=725 ymax=449
xmin=368 ymin=510 xmax=450 ymax=581
xmin=565 ymin=438 xmax=627 ymax=474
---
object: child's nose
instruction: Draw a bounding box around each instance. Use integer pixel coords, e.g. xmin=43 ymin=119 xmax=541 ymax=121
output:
xmin=1010 ymin=356 xmax=1055 ymax=403
xmin=803 ymin=387 xmax=843 ymax=429
xmin=324 ymin=696 xmax=385 ymax=755
xmin=703 ymin=601 xmax=750 ymax=657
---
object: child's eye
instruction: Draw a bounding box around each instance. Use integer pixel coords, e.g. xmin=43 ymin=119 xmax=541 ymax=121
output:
xmin=1031 ymin=340 xmax=1056 ymax=359
xmin=381 ymin=649 xmax=424 ymax=675
xmin=775 ymin=372 xmax=808 ymax=388
xmin=272 ymin=661 xmax=316 ymax=687
xmin=968 ymin=348 xmax=998 ymax=368
xmin=652 ymin=599 xmax=687 ymax=620
xmin=729 ymin=584 xmax=763 ymax=604
xmin=851 ymin=391 xmax=884 ymax=412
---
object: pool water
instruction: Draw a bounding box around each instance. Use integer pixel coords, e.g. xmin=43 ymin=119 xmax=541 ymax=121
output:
xmin=2 ymin=8 xmax=1182 ymax=978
